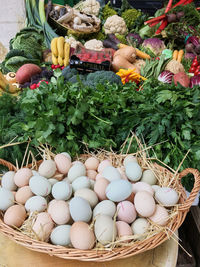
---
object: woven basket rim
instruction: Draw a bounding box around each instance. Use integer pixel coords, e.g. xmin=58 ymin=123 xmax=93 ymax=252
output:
xmin=0 ymin=157 xmax=200 ymax=262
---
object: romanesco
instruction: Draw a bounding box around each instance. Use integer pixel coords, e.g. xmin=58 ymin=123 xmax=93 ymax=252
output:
xmin=121 ymin=9 xmax=141 ymax=30
xmin=102 ymin=3 xmax=117 ymax=21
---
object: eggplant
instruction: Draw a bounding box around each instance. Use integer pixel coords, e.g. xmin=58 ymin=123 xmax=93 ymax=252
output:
xmin=103 ymin=39 xmax=118 ymax=50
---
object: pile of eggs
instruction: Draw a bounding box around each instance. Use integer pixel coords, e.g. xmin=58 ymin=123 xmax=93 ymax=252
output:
xmin=0 ymin=153 xmax=180 ymax=250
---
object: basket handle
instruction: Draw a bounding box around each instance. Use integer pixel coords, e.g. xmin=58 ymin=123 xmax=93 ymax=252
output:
xmin=0 ymin=159 xmax=17 ymax=172
xmin=178 ymin=168 xmax=200 ymax=211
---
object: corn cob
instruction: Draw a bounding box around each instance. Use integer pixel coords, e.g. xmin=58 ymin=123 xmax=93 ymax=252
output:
xmin=57 ymin=37 xmax=65 ymax=58
xmin=64 ymin=42 xmax=70 ymax=67
xmin=51 ymin=37 xmax=59 ymax=57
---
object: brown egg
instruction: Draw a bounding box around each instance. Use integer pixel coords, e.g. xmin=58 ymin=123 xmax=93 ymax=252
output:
xmin=70 ymin=221 xmax=95 ymax=249
xmin=14 ymin=168 xmax=33 ymax=187
xmin=116 ymin=221 xmax=133 ymax=238
xmin=48 ymin=200 xmax=70 ymax=225
xmin=32 ymin=212 xmax=54 ymax=242
xmin=84 ymin=157 xmax=99 ymax=170
xmin=94 ymin=178 xmax=109 ymax=201
xmin=54 ymin=154 xmax=71 ymax=174
xmin=149 ymin=204 xmax=169 ymax=226
xmin=86 ymin=170 xmax=97 ymax=180
xmin=15 ymin=186 xmax=34 ymax=204
xmin=4 ymin=204 xmax=27 ymax=227
xmin=95 ymin=173 xmax=104 ymax=180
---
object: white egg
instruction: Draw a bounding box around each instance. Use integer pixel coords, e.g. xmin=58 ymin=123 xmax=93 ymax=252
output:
xmin=94 ymin=214 xmax=117 ymax=244
xmin=125 ymin=162 xmax=142 ymax=182
xmin=106 ymin=179 xmax=132 ymax=202
xmin=97 ymin=160 xmax=112 ymax=173
xmin=69 ymin=196 xmax=92 ymax=222
xmin=48 ymin=178 xmax=59 ymax=186
xmin=141 ymin=169 xmax=157 ymax=185
xmin=0 ymin=188 xmax=14 ymax=211
xmin=131 ymin=218 xmax=149 ymax=236
xmin=102 ymin=166 xmax=121 ymax=182
xmin=32 ymin=170 xmax=40 ymax=176
xmin=1 ymin=171 xmax=17 ymax=191
xmin=38 ymin=159 xmax=57 ymax=178
xmin=123 ymin=155 xmax=138 ymax=166
xmin=152 ymin=185 xmax=161 ymax=193
xmin=50 ymin=225 xmax=71 ymax=246
xmin=74 ymin=188 xmax=98 ymax=208
xmin=29 ymin=175 xmax=51 ymax=196
xmin=68 ymin=164 xmax=86 ymax=183
xmin=72 ymin=176 xmax=90 ymax=192
xmin=155 ymin=187 xmax=179 ymax=206
xmin=25 ymin=196 xmax=47 ymax=212
xmin=52 ymin=181 xmax=72 ymax=200
xmin=93 ymin=200 xmax=116 ymax=218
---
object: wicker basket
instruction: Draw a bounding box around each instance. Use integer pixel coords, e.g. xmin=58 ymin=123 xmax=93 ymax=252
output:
xmin=0 ymin=158 xmax=200 ymax=262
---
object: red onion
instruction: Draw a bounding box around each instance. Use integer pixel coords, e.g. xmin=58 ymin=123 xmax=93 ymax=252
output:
xmin=190 ymin=75 xmax=200 ymax=88
xmin=186 ymin=36 xmax=200 ymax=47
xmin=158 ymin=71 xmax=174 ymax=84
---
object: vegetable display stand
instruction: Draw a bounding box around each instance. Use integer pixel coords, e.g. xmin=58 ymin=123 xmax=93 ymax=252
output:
xmin=0 ymin=157 xmax=200 ymax=262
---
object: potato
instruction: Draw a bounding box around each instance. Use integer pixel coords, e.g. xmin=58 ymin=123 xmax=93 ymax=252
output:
xmin=16 ymin=64 xmax=42 ymax=84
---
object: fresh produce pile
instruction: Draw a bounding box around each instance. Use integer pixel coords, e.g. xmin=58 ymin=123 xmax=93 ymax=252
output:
xmin=0 ymin=0 xmax=200 ymax=195
xmin=0 ymin=151 xmax=181 ymax=248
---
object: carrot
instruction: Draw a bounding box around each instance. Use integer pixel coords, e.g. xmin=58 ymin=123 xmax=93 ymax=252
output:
xmin=135 ymin=49 xmax=151 ymax=60
xmin=173 ymin=50 xmax=179 ymax=60
xmin=177 ymin=50 xmax=184 ymax=62
xmin=118 ymin=43 xmax=128 ymax=49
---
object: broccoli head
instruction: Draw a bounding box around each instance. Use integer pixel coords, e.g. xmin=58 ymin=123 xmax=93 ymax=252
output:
xmin=121 ymin=9 xmax=141 ymax=30
xmin=86 ymin=70 xmax=122 ymax=88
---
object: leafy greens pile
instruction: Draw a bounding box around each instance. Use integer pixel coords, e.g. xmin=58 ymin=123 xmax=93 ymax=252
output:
xmin=0 ymin=72 xmax=199 ymax=191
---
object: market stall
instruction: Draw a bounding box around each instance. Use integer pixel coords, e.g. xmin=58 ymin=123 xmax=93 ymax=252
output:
xmin=0 ymin=0 xmax=200 ymax=265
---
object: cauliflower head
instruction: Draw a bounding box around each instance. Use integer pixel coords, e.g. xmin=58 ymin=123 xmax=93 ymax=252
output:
xmin=65 ymin=36 xmax=81 ymax=49
xmin=84 ymin=39 xmax=103 ymax=51
xmin=80 ymin=0 xmax=100 ymax=16
xmin=104 ymin=15 xmax=127 ymax=35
